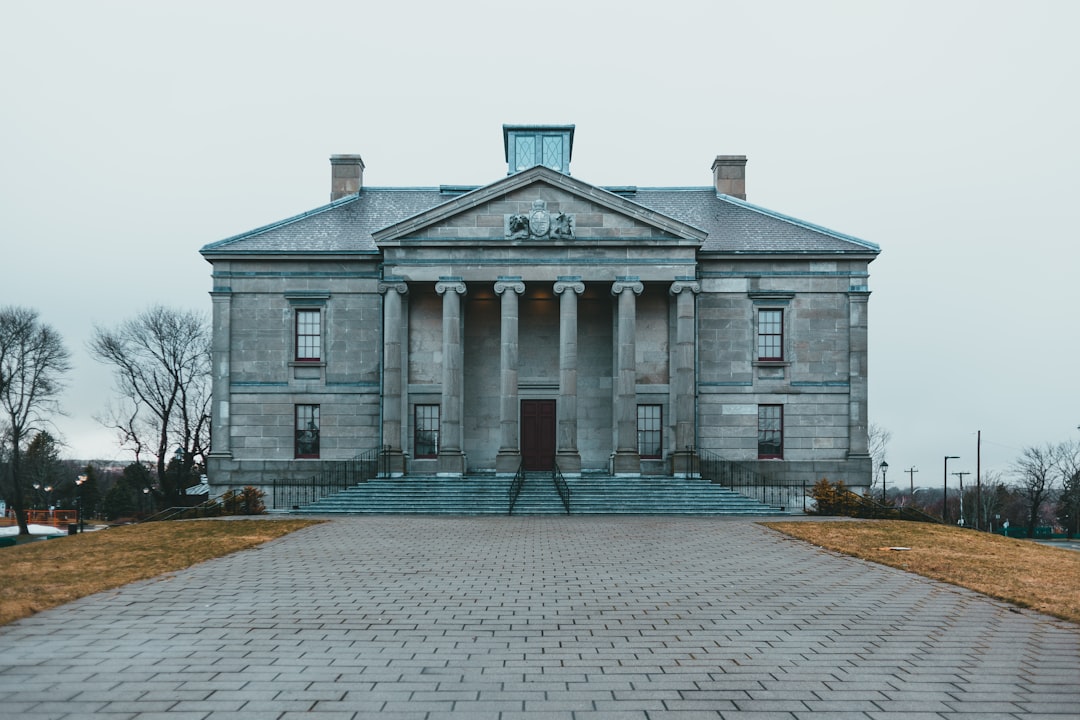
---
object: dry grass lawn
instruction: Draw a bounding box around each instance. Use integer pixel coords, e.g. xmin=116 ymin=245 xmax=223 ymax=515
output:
xmin=0 ymin=518 xmax=321 ymax=626
xmin=764 ymin=520 xmax=1080 ymax=624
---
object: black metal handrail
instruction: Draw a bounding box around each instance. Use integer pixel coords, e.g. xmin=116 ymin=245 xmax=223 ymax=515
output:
xmin=552 ymin=462 xmax=570 ymax=514
xmin=141 ymin=488 xmax=247 ymax=523
xmin=272 ymin=448 xmax=382 ymax=510
xmin=695 ymin=448 xmax=803 ymax=510
xmin=508 ymin=462 xmax=525 ymax=515
xmin=841 ymin=492 xmax=941 ymax=523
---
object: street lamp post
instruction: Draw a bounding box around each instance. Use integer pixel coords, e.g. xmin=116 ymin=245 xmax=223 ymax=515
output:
xmin=879 ymin=460 xmax=889 ymax=504
xmin=943 ymin=455 xmax=959 ymax=524
xmin=174 ymin=446 xmax=186 ymax=497
xmin=953 ymin=471 xmax=970 ymax=526
xmin=76 ymin=474 xmax=87 ymax=533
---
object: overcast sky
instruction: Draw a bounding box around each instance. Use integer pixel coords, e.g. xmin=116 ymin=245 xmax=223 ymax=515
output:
xmin=2 ymin=1 xmax=1077 ymax=490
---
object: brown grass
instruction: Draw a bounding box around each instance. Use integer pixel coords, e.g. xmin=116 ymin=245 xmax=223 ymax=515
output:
xmin=0 ymin=518 xmax=321 ymax=626
xmin=764 ymin=520 xmax=1080 ymax=624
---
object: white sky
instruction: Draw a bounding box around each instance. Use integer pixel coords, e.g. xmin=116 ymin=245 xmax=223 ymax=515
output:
xmin=2 ymin=1 xmax=1078 ymax=489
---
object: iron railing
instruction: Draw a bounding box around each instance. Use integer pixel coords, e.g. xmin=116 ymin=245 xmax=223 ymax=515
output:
xmin=508 ymin=463 xmax=525 ymax=515
xmin=694 ymin=448 xmax=806 ymax=511
xmin=693 ymin=450 xmax=943 ymax=522
xmin=272 ymin=448 xmax=383 ymax=510
xmin=142 ymin=488 xmax=255 ymax=522
xmin=552 ymin=463 xmax=570 ymax=514
xmin=841 ymin=492 xmax=941 ymax=523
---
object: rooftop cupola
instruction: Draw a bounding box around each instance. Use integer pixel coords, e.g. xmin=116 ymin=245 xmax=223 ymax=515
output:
xmin=503 ymin=124 xmax=575 ymax=175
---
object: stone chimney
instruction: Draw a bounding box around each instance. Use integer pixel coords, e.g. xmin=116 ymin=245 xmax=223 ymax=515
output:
xmin=711 ymin=155 xmax=747 ymax=200
xmin=330 ymin=154 xmax=365 ymax=201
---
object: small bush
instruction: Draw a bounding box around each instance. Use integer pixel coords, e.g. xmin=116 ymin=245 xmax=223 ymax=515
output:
xmin=219 ymin=486 xmax=266 ymax=516
xmin=808 ymin=478 xmax=862 ymax=516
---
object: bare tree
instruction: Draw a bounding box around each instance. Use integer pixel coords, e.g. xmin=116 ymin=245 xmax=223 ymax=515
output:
xmin=1012 ymin=443 xmax=1057 ymax=538
xmin=0 ymin=307 xmax=72 ymax=535
xmin=974 ymin=469 xmax=1007 ymax=532
xmin=1056 ymin=439 xmax=1080 ymax=538
xmin=868 ymin=422 xmax=892 ymax=499
xmin=88 ymin=306 xmax=210 ymax=502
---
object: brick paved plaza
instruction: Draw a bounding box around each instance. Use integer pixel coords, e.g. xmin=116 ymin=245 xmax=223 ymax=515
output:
xmin=1 ymin=516 xmax=1078 ymax=718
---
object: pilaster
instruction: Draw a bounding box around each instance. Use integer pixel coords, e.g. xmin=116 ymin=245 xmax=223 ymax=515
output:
xmin=208 ymin=288 xmax=232 ymax=461
xmin=847 ymin=289 xmax=871 ymax=459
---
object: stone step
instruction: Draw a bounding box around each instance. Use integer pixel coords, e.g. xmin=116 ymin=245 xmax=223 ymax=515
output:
xmin=297 ymin=475 xmax=790 ymax=516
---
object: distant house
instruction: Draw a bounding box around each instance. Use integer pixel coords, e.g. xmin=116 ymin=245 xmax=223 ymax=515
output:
xmin=200 ymin=125 xmax=878 ymax=498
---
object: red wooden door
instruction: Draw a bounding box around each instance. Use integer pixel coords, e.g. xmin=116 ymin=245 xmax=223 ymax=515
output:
xmin=521 ymin=400 xmax=556 ymax=470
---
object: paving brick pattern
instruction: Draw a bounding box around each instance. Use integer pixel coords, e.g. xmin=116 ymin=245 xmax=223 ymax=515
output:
xmin=1 ymin=516 xmax=1077 ymax=719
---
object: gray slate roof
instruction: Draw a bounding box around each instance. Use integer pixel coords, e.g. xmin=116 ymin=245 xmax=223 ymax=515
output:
xmin=630 ymin=189 xmax=879 ymax=254
xmin=200 ymin=180 xmax=878 ymax=258
xmin=201 ymin=189 xmax=450 ymax=255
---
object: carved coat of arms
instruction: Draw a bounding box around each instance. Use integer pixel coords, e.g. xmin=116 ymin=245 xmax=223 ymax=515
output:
xmin=505 ymin=198 xmax=575 ymax=240
xmin=528 ymin=199 xmax=551 ymax=237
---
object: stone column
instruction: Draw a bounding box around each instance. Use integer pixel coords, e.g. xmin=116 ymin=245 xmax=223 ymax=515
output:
xmin=436 ymin=277 xmax=467 ymax=476
xmin=611 ymin=277 xmax=643 ymax=474
xmin=554 ymin=276 xmax=585 ymax=474
xmin=494 ymin=277 xmax=525 ymax=473
xmin=207 ymin=289 xmax=232 ymax=461
xmin=379 ymin=279 xmax=408 ymax=476
xmin=670 ymin=278 xmax=700 ymax=476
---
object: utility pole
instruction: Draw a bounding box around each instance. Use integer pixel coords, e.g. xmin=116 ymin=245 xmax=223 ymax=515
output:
xmin=906 ymin=467 xmax=919 ymax=497
xmin=944 ymin=456 xmax=959 ymax=524
xmin=976 ymin=430 xmax=982 ymax=531
xmin=954 ymin=470 xmax=972 ymax=526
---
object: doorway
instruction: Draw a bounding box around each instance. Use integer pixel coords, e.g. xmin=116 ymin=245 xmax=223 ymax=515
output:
xmin=521 ymin=400 xmax=556 ymax=470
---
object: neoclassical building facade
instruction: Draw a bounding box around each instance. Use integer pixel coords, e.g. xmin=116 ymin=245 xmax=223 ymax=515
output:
xmin=201 ymin=125 xmax=879 ymax=493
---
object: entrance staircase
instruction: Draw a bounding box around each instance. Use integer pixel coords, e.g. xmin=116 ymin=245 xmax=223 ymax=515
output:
xmin=294 ymin=473 xmax=788 ymax=516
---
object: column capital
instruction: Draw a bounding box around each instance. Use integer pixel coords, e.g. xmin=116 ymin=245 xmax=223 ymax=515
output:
xmin=669 ymin=279 xmax=700 ymax=296
xmin=436 ymin=277 xmax=467 ymax=296
xmin=612 ymin=277 xmax=643 ymax=296
xmin=378 ymin=281 xmax=408 ymax=295
xmin=554 ymin=277 xmax=585 ymax=295
xmin=494 ymin=277 xmax=525 ymax=295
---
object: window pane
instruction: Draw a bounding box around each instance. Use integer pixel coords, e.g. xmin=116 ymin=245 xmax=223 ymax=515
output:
xmin=758 ymin=405 xmax=782 ymax=458
xmin=415 ymin=405 xmax=440 ymax=458
xmin=757 ymin=309 xmax=783 ymax=360
xmin=542 ymin=136 xmax=563 ymax=171
xmin=296 ymin=310 xmax=321 ymax=361
xmin=637 ymin=405 xmax=662 ymax=458
xmin=515 ymin=136 xmax=535 ymax=171
xmin=295 ymin=404 xmax=320 ymax=458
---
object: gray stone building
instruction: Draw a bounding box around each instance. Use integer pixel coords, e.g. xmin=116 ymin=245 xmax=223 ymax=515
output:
xmin=200 ymin=125 xmax=879 ymax=498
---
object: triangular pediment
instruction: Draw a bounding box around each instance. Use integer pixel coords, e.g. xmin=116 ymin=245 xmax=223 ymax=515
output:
xmin=371 ymin=166 xmax=707 ymax=247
